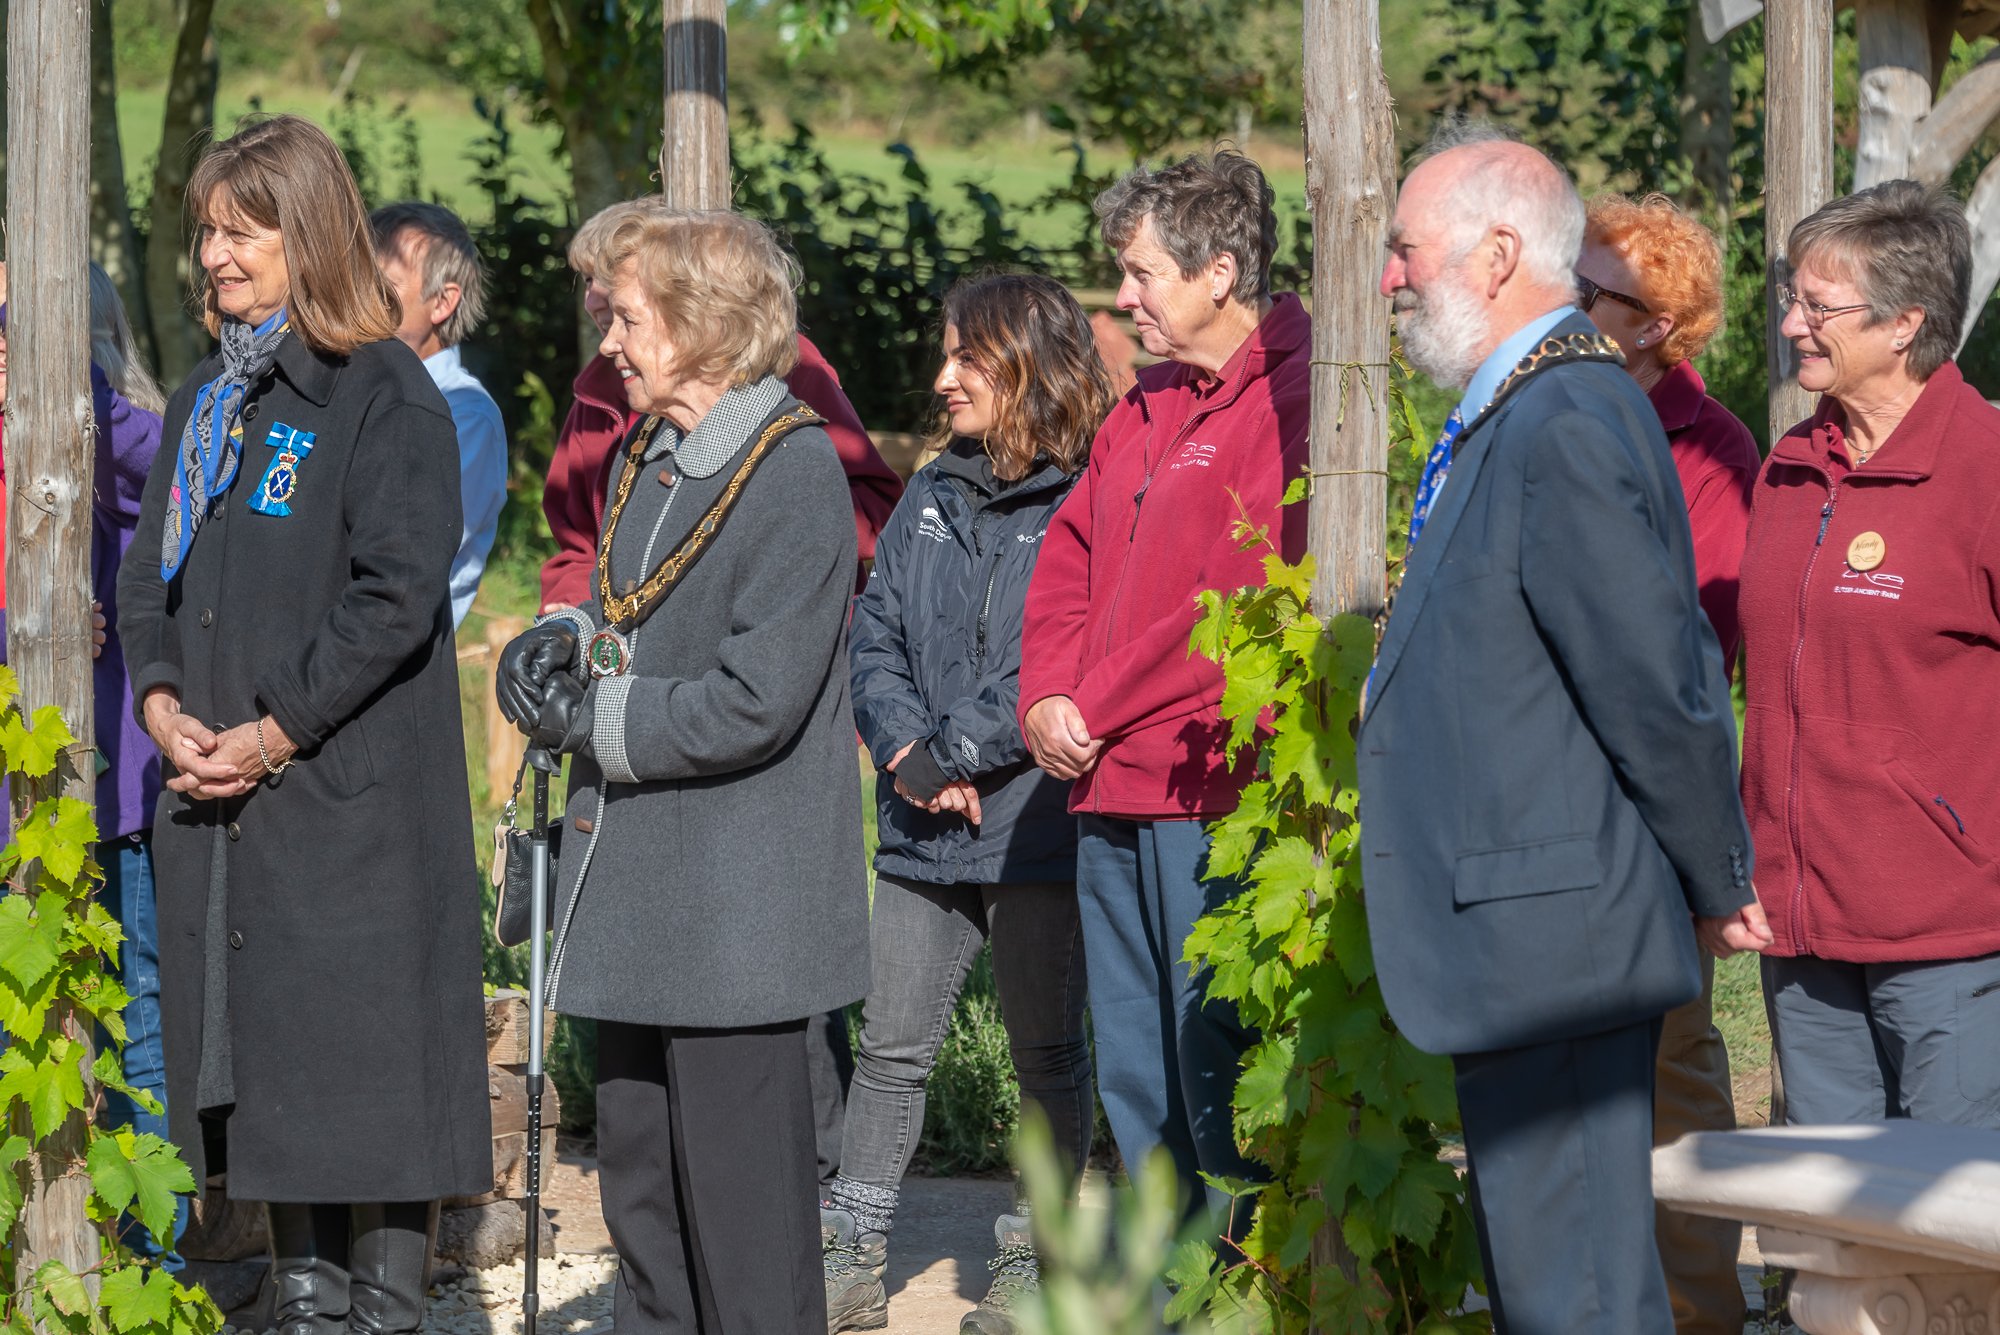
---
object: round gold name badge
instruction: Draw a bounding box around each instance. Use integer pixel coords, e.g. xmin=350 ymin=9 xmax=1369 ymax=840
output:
xmin=1847 ymin=530 xmax=1887 ymax=572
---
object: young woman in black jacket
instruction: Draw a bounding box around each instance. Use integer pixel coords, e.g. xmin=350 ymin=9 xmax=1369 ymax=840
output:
xmin=828 ymin=275 xmax=1115 ymax=1335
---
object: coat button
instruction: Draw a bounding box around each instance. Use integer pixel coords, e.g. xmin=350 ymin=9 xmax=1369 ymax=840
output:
xmin=227 ymin=822 xmax=241 ymax=841
xmin=199 ymin=608 xmax=214 ymax=628
xmin=228 ymin=930 xmax=244 ymax=949
xmin=244 ymin=401 xmax=260 ymax=424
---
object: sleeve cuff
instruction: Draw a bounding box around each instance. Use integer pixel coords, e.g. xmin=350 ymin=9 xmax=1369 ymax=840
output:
xmin=893 ymin=737 xmax=950 ymax=803
xmin=588 ymin=675 xmax=640 ymax=784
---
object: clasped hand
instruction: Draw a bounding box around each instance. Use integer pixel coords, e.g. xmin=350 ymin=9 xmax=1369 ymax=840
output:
xmin=143 ymin=688 xmax=295 ymax=800
xmin=1023 ymin=696 xmax=1102 ymax=780
xmin=496 ymin=620 xmax=590 ymax=755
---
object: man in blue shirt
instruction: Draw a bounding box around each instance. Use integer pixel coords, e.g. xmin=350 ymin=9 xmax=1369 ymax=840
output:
xmin=1360 ymin=120 xmax=1765 ymax=1333
xmin=372 ymin=202 xmax=508 ymax=629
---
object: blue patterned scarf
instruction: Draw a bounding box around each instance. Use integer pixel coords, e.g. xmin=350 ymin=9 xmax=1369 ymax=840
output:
xmin=160 ymin=309 xmax=291 ymax=580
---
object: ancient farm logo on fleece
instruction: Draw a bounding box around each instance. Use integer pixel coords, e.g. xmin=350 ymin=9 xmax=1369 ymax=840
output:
xmin=1171 ymin=440 xmax=1219 ymax=470
xmin=1834 ymin=568 xmax=1905 ymax=601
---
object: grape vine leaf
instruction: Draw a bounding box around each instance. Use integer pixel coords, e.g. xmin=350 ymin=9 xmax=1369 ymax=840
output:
xmin=0 ymin=1133 xmax=29 ymax=1239
xmin=0 ymin=1038 xmax=89 ymax=1140
xmin=0 ymin=890 xmax=65 ymax=990
xmin=2 ymin=706 xmax=76 ymax=779
xmin=14 ymin=797 xmax=98 ymax=885
xmin=88 ymin=1129 xmax=196 ymax=1247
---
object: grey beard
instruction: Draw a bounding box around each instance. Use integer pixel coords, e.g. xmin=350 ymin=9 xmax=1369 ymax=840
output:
xmin=1395 ymin=286 xmax=1487 ymax=391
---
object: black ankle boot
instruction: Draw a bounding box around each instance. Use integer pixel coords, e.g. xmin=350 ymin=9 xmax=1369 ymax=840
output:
xmin=347 ymin=1201 xmax=432 ymax=1335
xmin=267 ymin=1204 xmax=353 ymax=1335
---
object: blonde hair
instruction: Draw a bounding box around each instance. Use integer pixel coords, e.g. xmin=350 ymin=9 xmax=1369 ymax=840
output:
xmin=188 ymin=114 xmax=400 ymax=355
xmin=1584 ymin=193 xmax=1725 ymax=365
xmin=568 ymin=200 xmax=650 ymax=278
xmin=88 ymin=265 xmax=166 ymax=413
xmin=599 ymin=209 xmax=801 ymax=387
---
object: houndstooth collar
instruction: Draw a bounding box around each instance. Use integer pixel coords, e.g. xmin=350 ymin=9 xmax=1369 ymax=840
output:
xmin=643 ymin=375 xmax=791 ymax=477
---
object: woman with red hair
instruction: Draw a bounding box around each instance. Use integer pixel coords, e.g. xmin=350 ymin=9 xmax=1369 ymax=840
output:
xmin=1577 ymin=192 xmax=1760 ymax=1335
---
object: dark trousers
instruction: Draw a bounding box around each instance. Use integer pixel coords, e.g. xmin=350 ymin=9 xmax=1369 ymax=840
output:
xmin=596 ymin=1019 xmax=824 ymax=1334
xmin=808 ymin=1008 xmax=854 ymax=1192
xmin=1764 ymin=951 xmax=2000 ymax=1125
xmin=1454 ymin=1017 xmax=1671 ymax=1335
xmin=1075 ymin=814 xmax=1259 ymax=1227
xmin=842 ymin=874 xmax=1093 ymax=1194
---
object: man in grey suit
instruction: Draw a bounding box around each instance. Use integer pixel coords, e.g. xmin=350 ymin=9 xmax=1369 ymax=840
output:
xmin=1357 ymin=121 xmax=1772 ymax=1333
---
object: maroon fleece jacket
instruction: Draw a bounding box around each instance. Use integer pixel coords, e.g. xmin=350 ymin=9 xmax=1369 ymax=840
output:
xmin=538 ymin=333 xmax=902 ymax=608
xmin=1018 ymin=294 xmax=1311 ymax=819
xmin=1738 ymin=360 xmax=2000 ymax=961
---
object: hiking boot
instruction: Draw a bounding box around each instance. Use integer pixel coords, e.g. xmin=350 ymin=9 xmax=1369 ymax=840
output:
xmin=959 ymin=1214 xmax=1038 ymax=1334
xmin=822 ymin=1207 xmax=889 ymax=1334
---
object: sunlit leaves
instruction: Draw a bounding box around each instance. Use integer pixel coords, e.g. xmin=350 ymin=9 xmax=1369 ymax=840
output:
xmin=1181 ymin=511 xmax=1485 ymax=1330
xmin=0 ymin=699 xmax=221 ymax=1335
xmin=0 ymin=706 xmax=76 ymax=780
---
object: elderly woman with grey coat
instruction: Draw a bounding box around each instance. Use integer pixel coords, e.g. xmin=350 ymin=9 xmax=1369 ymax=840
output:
xmin=495 ymin=207 xmax=868 ymax=1335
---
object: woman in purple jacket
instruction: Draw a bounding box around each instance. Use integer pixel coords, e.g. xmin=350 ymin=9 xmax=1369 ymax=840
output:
xmin=0 ymin=263 xmax=180 ymax=1262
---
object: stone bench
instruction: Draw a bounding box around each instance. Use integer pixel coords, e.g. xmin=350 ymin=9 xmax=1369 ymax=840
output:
xmin=1653 ymin=1122 xmax=2000 ymax=1334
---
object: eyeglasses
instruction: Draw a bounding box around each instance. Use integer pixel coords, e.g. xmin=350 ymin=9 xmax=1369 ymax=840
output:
xmin=1777 ymin=283 xmax=1870 ymax=327
xmin=1575 ymin=273 xmax=1649 ymax=316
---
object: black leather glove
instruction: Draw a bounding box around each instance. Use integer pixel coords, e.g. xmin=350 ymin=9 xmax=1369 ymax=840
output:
xmin=496 ymin=621 xmax=580 ymax=730
xmin=529 ymin=670 xmax=592 ymax=757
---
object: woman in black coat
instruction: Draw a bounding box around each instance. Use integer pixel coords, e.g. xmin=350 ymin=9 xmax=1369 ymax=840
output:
xmin=116 ymin=116 xmax=490 ymax=1335
xmin=825 ymin=275 xmax=1113 ymax=1335
xmin=495 ymin=205 xmax=869 ymax=1335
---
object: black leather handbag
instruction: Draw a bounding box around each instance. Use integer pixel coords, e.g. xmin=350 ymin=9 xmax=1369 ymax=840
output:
xmin=492 ymin=758 xmax=562 ymax=948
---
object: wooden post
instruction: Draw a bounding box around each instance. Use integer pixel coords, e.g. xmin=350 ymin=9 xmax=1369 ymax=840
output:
xmin=484 ymin=616 xmax=530 ymax=804
xmin=1764 ymin=0 xmax=1835 ymax=444
xmin=1303 ymin=0 xmax=1394 ymax=1309
xmin=6 ymin=0 xmax=103 ymax=1302
xmin=661 ymin=0 xmax=729 ymax=210
xmin=1304 ymin=0 xmax=1394 ymax=625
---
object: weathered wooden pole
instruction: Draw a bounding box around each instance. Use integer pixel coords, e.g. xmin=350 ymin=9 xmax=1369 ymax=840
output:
xmin=1764 ymin=0 xmax=1836 ymax=443
xmin=6 ymin=0 xmax=104 ymax=1302
xmin=661 ymin=0 xmax=729 ymax=210
xmin=1303 ymin=0 xmax=1394 ymax=1311
xmin=1304 ymin=0 xmax=1394 ymax=625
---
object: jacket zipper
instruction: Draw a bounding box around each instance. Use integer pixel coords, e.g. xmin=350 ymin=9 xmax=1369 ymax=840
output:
xmin=1784 ymin=478 xmax=1840 ymax=954
xmin=972 ymin=508 xmax=998 ymax=672
xmin=1934 ymin=796 xmax=1966 ymax=835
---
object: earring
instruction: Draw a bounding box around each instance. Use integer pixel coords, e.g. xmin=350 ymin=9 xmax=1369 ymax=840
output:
xmin=1636 ymin=338 xmax=1645 ymax=347
xmin=1895 ymin=338 xmax=1906 ymax=349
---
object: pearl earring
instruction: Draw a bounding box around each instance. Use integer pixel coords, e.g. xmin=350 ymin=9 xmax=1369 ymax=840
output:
xmin=1895 ymin=339 xmax=1906 ymax=349
xmin=1636 ymin=338 xmax=1645 ymax=347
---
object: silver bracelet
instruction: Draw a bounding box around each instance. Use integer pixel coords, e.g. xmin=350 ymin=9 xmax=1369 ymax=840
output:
xmin=256 ymin=717 xmax=292 ymax=777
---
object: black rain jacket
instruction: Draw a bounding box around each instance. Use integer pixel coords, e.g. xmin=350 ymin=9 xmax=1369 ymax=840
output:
xmin=850 ymin=439 xmax=1080 ymax=884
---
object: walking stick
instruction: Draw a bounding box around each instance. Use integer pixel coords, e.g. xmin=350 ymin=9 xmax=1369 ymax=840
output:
xmin=523 ymin=746 xmax=556 ymax=1335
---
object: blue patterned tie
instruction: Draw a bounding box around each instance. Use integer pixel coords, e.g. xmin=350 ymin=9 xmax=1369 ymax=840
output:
xmin=1406 ymin=408 xmax=1465 ymax=548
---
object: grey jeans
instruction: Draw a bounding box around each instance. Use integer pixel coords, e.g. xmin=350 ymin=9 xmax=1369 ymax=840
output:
xmin=1764 ymin=952 xmax=2000 ymax=1126
xmin=840 ymin=873 xmax=1093 ymax=1193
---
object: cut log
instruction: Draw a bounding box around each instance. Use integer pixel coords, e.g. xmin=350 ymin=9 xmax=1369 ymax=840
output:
xmin=484 ymin=989 xmax=557 ymax=1066
xmin=488 ymin=1063 xmax=564 ymax=1138
xmin=446 ymin=1128 xmax=560 ymax=1208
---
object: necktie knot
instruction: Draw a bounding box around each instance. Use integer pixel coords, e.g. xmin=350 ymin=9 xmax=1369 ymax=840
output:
xmin=1406 ymin=409 xmax=1464 ymax=548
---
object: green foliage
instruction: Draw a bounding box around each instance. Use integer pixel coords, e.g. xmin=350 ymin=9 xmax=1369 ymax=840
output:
xmin=1010 ymin=1112 xmax=1208 ymax=1335
xmin=778 ymin=0 xmax=1286 ymax=161
xmin=1173 ymin=384 xmax=1487 ymax=1331
xmin=0 ymin=666 xmax=222 ymax=1335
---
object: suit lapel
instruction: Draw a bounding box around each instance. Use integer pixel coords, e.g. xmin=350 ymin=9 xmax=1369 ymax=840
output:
xmin=1363 ymin=408 xmax=1504 ymax=723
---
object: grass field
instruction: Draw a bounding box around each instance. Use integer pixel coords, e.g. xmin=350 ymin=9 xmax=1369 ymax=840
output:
xmin=114 ymin=81 xmax=1311 ymax=251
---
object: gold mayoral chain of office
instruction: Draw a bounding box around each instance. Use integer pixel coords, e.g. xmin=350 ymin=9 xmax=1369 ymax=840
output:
xmin=594 ymin=405 xmax=827 ymax=631
xmin=1468 ymin=331 xmax=1627 ymax=426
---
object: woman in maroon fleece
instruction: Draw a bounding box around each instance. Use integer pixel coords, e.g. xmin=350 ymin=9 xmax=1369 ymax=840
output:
xmin=1739 ymin=180 xmax=2000 ymax=1128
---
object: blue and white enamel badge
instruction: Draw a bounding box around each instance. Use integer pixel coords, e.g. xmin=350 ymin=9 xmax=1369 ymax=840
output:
xmin=247 ymin=423 xmax=317 ymax=517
